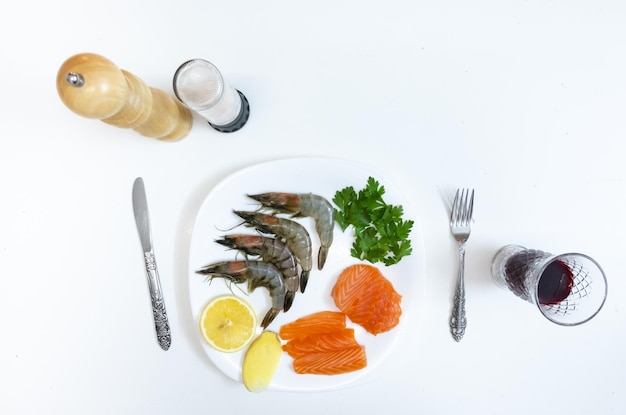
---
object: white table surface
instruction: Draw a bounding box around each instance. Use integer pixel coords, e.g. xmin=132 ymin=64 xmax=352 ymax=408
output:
xmin=2 ymin=1 xmax=625 ymax=414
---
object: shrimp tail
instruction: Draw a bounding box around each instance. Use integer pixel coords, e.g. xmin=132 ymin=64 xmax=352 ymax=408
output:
xmin=318 ymin=246 xmax=329 ymax=270
xmin=261 ymin=307 xmax=281 ymax=329
xmin=284 ymin=291 xmax=295 ymax=312
xmin=300 ymin=269 xmax=310 ymax=293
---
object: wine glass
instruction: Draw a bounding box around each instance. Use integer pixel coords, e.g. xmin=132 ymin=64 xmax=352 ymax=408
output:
xmin=491 ymin=245 xmax=608 ymax=326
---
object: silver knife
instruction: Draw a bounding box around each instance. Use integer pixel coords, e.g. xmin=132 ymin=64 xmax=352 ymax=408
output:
xmin=132 ymin=177 xmax=172 ymax=351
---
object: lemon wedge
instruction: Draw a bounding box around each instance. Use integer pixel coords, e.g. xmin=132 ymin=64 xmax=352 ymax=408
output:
xmin=242 ymin=331 xmax=283 ymax=392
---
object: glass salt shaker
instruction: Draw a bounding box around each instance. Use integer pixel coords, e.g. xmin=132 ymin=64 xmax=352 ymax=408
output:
xmin=173 ymin=59 xmax=250 ymax=133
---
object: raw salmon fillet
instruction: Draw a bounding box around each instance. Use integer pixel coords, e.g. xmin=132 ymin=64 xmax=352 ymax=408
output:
xmin=279 ymin=310 xmax=346 ymax=341
xmin=282 ymin=328 xmax=358 ymax=359
xmin=279 ymin=311 xmax=367 ymax=375
xmin=331 ymin=264 xmax=402 ymax=335
xmin=292 ymin=345 xmax=367 ymax=375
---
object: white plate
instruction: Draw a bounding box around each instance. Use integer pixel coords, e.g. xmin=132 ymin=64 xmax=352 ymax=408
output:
xmin=188 ymin=157 xmax=425 ymax=392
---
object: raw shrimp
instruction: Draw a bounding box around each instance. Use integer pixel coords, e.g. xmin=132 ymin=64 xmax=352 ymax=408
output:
xmin=196 ymin=260 xmax=285 ymax=329
xmin=215 ymin=234 xmax=299 ymax=311
xmin=247 ymin=192 xmax=334 ymax=270
xmin=234 ymin=210 xmax=313 ymax=293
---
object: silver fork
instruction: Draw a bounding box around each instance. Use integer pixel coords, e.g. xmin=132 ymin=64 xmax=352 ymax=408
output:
xmin=449 ymin=188 xmax=474 ymax=342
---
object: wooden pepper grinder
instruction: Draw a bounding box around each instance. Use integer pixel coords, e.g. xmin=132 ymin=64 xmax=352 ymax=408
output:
xmin=56 ymin=52 xmax=193 ymax=141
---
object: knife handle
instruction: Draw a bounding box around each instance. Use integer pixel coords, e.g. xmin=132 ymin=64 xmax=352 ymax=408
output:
xmin=56 ymin=52 xmax=192 ymax=142
xmin=143 ymin=252 xmax=172 ymax=350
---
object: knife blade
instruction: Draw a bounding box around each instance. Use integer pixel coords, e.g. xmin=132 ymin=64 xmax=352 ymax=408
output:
xmin=132 ymin=177 xmax=172 ymax=351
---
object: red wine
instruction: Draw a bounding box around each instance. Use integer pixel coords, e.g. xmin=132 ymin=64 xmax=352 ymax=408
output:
xmin=504 ymin=250 xmax=574 ymax=305
xmin=537 ymin=261 xmax=574 ymax=305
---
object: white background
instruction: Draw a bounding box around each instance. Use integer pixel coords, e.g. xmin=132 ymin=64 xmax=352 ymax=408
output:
xmin=1 ymin=1 xmax=625 ymax=414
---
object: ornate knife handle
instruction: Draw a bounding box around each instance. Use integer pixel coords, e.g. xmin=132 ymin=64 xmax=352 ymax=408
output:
xmin=144 ymin=252 xmax=172 ymax=350
xmin=449 ymin=246 xmax=467 ymax=342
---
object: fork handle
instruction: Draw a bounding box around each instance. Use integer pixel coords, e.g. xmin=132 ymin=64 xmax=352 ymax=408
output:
xmin=450 ymin=245 xmax=467 ymax=342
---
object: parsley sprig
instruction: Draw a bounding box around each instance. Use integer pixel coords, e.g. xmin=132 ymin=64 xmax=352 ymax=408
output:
xmin=333 ymin=177 xmax=414 ymax=266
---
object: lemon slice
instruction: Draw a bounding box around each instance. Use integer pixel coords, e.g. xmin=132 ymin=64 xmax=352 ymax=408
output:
xmin=199 ymin=295 xmax=258 ymax=352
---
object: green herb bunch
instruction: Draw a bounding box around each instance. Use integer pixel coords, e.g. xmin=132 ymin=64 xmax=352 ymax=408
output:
xmin=333 ymin=177 xmax=414 ymax=266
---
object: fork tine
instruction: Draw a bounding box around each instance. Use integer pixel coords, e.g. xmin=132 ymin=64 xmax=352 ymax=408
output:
xmin=452 ymin=188 xmax=474 ymax=226
xmin=467 ymin=189 xmax=474 ymax=223
xmin=460 ymin=189 xmax=467 ymax=223
xmin=451 ymin=189 xmax=461 ymax=225
xmin=461 ymin=189 xmax=472 ymax=225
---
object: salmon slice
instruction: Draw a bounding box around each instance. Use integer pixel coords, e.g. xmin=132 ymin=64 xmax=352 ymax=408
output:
xmin=280 ymin=310 xmax=368 ymax=375
xmin=293 ymin=345 xmax=367 ymax=375
xmin=282 ymin=328 xmax=358 ymax=359
xmin=331 ymin=264 xmax=402 ymax=335
xmin=279 ymin=310 xmax=346 ymax=341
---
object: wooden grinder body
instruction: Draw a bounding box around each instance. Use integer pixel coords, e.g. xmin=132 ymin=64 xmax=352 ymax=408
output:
xmin=56 ymin=53 xmax=192 ymax=141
